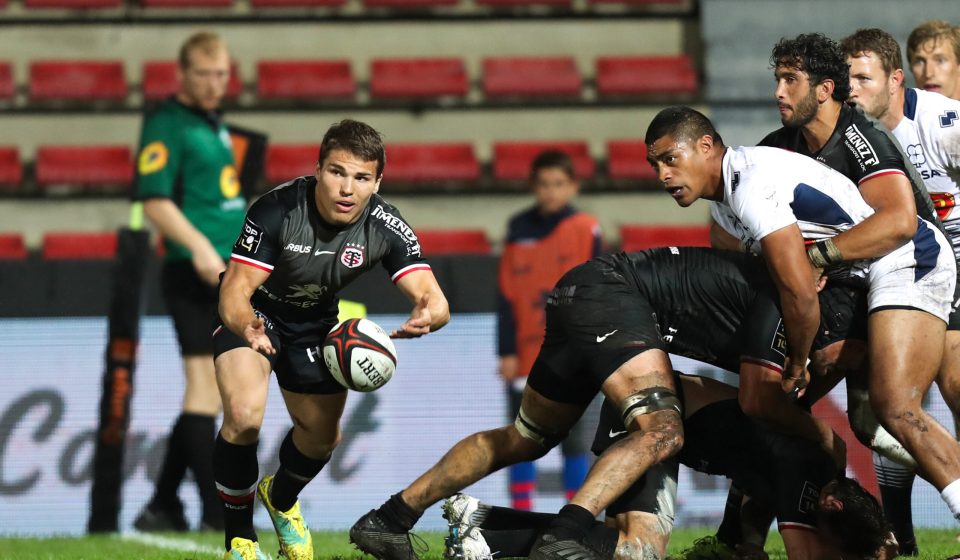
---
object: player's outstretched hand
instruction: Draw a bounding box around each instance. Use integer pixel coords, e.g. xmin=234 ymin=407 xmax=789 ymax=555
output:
xmin=244 ymin=317 xmax=275 ymax=355
xmin=391 ymin=293 xmax=433 ymax=339
xmin=781 ymin=360 xmax=810 ymax=399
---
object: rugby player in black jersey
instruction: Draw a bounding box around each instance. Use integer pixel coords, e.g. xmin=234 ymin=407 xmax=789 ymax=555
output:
xmin=211 ymin=119 xmax=450 ymax=560
xmin=349 ymin=247 xmax=855 ymax=560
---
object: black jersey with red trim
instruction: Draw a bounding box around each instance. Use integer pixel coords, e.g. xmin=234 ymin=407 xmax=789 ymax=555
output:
xmin=759 ymin=103 xmax=942 ymax=229
xmin=230 ymin=176 xmax=429 ymax=327
xmin=603 ymin=248 xmax=786 ymax=374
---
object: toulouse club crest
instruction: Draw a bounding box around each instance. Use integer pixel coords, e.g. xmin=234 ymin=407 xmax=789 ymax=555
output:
xmin=340 ymin=243 xmax=366 ymax=268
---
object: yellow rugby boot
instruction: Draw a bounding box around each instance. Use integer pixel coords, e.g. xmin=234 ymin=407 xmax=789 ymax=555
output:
xmin=224 ymin=537 xmax=268 ymax=560
xmin=257 ymin=475 xmax=313 ymax=560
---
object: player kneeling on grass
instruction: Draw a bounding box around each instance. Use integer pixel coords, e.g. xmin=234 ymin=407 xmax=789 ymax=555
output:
xmin=441 ymin=373 xmax=891 ymax=560
xmin=350 ymin=247 xmax=855 ymax=560
xmin=212 ymin=119 xmax=449 ymax=560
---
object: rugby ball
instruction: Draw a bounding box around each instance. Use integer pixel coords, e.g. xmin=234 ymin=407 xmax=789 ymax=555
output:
xmin=323 ymin=318 xmax=397 ymax=392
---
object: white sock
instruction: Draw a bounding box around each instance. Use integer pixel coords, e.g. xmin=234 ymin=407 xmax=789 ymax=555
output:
xmin=940 ymin=478 xmax=960 ymax=518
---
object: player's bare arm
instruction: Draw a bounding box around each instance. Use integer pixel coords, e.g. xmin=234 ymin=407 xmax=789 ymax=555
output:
xmin=392 ymin=269 xmax=450 ymax=338
xmin=759 ymin=224 xmax=820 ymax=383
xmin=829 ymin=174 xmax=917 ymax=260
xmin=709 ymin=218 xmax=741 ymax=251
xmin=218 ymin=260 xmax=275 ymax=354
xmin=144 ymin=198 xmax=225 ymax=286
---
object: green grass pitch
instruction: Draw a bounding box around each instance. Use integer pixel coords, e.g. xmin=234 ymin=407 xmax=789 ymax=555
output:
xmin=1 ymin=528 xmax=957 ymax=559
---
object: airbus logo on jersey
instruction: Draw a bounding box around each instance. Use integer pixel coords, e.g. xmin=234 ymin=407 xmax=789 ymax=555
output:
xmin=843 ymin=125 xmax=879 ymax=168
xmin=341 ymin=243 xmax=366 ymax=268
xmin=285 ymin=243 xmax=312 ymax=254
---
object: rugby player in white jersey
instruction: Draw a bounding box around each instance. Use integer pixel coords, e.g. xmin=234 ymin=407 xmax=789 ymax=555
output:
xmin=644 ymin=106 xmax=960 ymax=529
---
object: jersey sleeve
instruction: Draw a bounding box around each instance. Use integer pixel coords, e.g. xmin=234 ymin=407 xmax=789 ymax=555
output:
xmin=229 ymin=194 xmax=284 ymax=272
xmin=133 ymin=109 xmax=182 ymax=201
xmin=376 ymin=206 xmax=431 ymax=282
xmin=852 ymin=122 xmax=910 ymax=186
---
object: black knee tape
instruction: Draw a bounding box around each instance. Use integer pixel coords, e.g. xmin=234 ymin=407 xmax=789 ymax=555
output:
xmin=515 ymin=408 xmax=564 ymax=449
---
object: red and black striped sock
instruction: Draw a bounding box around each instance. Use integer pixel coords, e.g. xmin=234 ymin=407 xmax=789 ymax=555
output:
xmin=214 ymin=432 xmax=259 ymax=550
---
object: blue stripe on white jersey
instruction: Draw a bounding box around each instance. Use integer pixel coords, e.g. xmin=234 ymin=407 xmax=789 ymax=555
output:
xmin=913 ymin=218 xmax=940 ymax=281
xmin=790 ymin=183 xmax=855 ymax=227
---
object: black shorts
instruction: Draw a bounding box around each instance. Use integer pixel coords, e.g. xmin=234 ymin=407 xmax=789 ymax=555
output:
xmin=162 ymin=260 xmax=219 ymax=356
xmin=527 ymin=260 xmax=666 ymax=406
xmin=593 ymin=396 xmax=833 ymax=529
xmin=948 ymin=272 xmax=960 ymax=331
xmin=212 ymin=308 xmax=343 ymax=395
xmin=814 ymin=284 xmax=868 ymax=350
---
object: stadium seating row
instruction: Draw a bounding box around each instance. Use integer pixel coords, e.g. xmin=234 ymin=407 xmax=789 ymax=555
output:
xmin=0 ymin=141 xmax=660 ymax=192
xmin=0 ymin=0 xmax=683 ymax=9
xmin=0 ymin=224 xmax=709 ymax=260
xmin=0 ymin=55 xmax=697 ymax=104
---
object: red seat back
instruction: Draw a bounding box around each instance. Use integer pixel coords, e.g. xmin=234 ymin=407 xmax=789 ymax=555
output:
xmin=142 ymin=60 xmax=242 ymax=101
xmin=265 ymin=144 xmax=319 ymax=186
xmin=141 ymin=0 xmax=232 ymax=7
xmin=0 ymin=62 xmax=14 ymax=100
xmin=493 ymin=141 xmax=594 ymax=181
xmin=416 ymin=229 xmax=491 ymax=255
xmin=0 ymin=146 xmax=23 ymax=187
xmin=35 ymin=145 xmax=133 ymax=189
xmin=363 ymin=0 xmax=456 ymax=7
xmin=0 ymin=233 xmax=27 ymax=260
xmin=251 ymin=0 xmax=344 ymax=6
xmin=596 ymin=55 xmax=697 ymax=96
xmin=29 ymin=60 xmax=127 ymax=102
xmin=619 ymin=224 xmax=710 ymax=252
xmin=370 ymin=58 xmax=468 ymax=99
xmin=606 ymin=140 xmax=657 ymax=181
xmin=483 ymin=56 xmax=581 ymax=97
xmin=43 ymin=231 xmax=118 ymax=260
xmin=383 ymin=143 xmax=479 ymax=182
xmin=257 ymin=60 xmax=355 ymax=100
xmin=25 ymin=0 xmax=121 ymax=7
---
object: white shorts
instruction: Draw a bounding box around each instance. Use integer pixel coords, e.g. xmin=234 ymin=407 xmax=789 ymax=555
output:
xmin=868 ymin=220 xmax=957 ymax=322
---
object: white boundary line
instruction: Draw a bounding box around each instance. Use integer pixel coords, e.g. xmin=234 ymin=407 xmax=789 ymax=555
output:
xmin=118 ymin=532 xmax=226 ymax=557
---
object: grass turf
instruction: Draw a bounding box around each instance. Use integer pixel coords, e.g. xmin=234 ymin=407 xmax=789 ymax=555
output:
xmin=0 ymin=528 xmax=957 ymax=559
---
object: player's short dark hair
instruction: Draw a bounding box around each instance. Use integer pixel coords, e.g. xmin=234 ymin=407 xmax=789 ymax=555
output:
xmin=178 ymin=31 xmax=227 ymax=70
xmin=907 ymin=20 xmax=960 ymax=65
xmin=644 ymin=106 xmax=723 ymax=147
xmin=840 ymin=28 xmax=903 ymax=76
xmin=771 ymin=33 xmax=851 ymax=102
xmin=318 ymin=119 xmax=386 ymax=178
xmin=817 ymin=476 xmax=891 ymax=558
xmin=529 ymin=149 xmax=576 ymax=182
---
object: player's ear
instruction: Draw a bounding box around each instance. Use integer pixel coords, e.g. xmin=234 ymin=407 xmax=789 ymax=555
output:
xmin=821 ymin=493 xmax=844 ymax=512
xmin=890 ymin=68 xmax=905 ymax=91
xmin=698 ymin=133 xmax=714 ymax=153
xmin=374 ymin=177 xmax=382 ymax=193
xmin=818 ymin=79 xmax=835 ymax=102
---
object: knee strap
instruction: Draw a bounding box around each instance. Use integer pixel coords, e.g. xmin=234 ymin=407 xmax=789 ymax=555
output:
xmin=514 ymin=407 xmax=564 ymax=449
xmin=620 ymin=386 xmax=682 ymax=427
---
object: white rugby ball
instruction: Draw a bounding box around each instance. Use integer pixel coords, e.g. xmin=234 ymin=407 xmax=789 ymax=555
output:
xmin=322 ymin=318 xmax=397 ymax=392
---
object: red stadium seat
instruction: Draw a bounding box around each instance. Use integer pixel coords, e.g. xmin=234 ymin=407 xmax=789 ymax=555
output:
xmin=29 ymin=60 xmax=127 ymax=102
xmin=619 ymin=224 xmax=710 ymax=252
xmin=589 ymin=0 xmax=685 ymax=4
xmin=493 ymin=141 xmax=594 ymax=181
xmin=483 ymin=56 xmax=581 ymax=98
xmin=252 ymin=0 xmax=344 ymax=6
xmin=25 ymin=0 xmax=121 ymax=8
xmin=363 ymin=0 xmax=456 ymax=7
xmin=0 ymin=147 xmax=23 ymax=187
xmin=370 ymin=58 xmax=468 ymax=99
xmin=42 ymin=231 xmax=118 ymax=260
xmin=596 ymin=55 xmax=697 ymax=97
xmin=265 ymin=144 xmax=319 ymax=186
xmin=141 ymin=0 xmax=231 ymax=7
xmin=256 ymin=60 xmax=355 ymax=101
xmin=0 ymin=233 xmax=28 ymax=260
xmin=0 ymin=62 xmax=14 ymax=101
xmin=383 ymin=143 xmax=479 ymax=183
xmin=416 ymin=229 xmax=491 ymax=255
xmin=35 ymin=146 xmax=133 ymax=190
xmin=606 ymin=140 xmax=657 ymax=181
xmin=477 ymin=0 xmax=569 ymax=6
xmin=142 ymin=60 xmax=242 ymax=102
